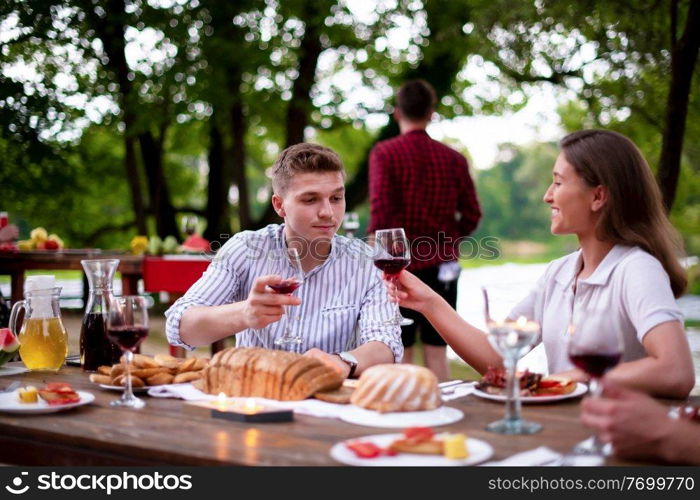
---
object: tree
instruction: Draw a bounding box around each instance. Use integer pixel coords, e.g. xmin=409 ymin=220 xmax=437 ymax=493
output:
xmin=469 ymin=0 xmax=700 ymax=211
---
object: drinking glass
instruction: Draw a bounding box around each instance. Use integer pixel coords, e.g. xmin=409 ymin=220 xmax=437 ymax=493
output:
xmin=106 ymin=296 xmax=149 ymax=409
xmin=272 ymin=247 xmax=305 ymax=347
xmin=567 ymin=315 xmax=623 ymax=456
xmin=181 ymin=215 xmax=199 ymax=236
xmin=342 ymin=212 xmax=360 ymax=239
xmin=373 ymin=228 xmax=414 ymax=326
xmin=482 ymin=287 xmax=542 ymax=434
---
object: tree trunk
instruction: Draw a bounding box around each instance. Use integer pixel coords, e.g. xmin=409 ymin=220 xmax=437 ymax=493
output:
xmin=138 ymin=131 xmax=179 ymax=239
xmin=253 ymin=3 xmax=324 ymax=229
xmin=345 ymin=7 xmax=472 ymax=211
xmin=284 ymin=14 xmax=322 ymax=147
xmin=657 ymin=0 xmax=700 ymax=212
xmin=231 ymin=98 xmax=251 ymax=231
xmin=85 ymin=0 xmax=148 ymax=233
xmin=124 ymin=131 xmax=147 ymax=234
xmin=203 ymin=122 xmax=230 ymax=241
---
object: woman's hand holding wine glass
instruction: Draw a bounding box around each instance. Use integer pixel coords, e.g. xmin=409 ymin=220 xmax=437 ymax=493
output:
xmin=373 ymin=228 xmax=414 ymax=326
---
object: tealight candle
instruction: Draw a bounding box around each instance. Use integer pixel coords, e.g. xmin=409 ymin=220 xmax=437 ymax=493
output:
xmin=185 ymin=396 xmax=294 ymax=423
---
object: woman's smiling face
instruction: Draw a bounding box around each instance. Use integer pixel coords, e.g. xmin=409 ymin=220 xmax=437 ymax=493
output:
xmin=543 ymin=152 xmax=601 ymax=237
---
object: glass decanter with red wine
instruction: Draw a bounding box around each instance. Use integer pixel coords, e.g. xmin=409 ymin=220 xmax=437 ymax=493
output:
xmin=106 ymin=295 xmax=149 ymax=409
xmin=80 ymin=259 xmax=122 ymax=372
xmin=373 ymin=228 xmax=413 ymax=326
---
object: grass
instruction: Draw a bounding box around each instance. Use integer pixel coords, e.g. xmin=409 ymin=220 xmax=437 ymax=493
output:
xmin=409 ymin=338 xmax=480 ymax=381
xmin=686 ymin=319 xmax=700 ymax=329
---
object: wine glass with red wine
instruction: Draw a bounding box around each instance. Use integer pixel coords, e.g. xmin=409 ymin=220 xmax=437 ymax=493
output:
xmin=374 ymin=228 xmax=414 ymax=326
xmin=106 ymin=296 xmax=149 ymax=409
xmin=272 ymin=247 xmax=305 ymax=347
xmin=567 ymin=315 xmax=623 ymax=456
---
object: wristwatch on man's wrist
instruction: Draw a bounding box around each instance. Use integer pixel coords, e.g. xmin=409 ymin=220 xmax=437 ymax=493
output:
xmin=334 ymin=351 xmax=358 ymax=378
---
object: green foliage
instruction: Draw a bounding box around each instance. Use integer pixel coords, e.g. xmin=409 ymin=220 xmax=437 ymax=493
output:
xmin=473 ymin=141 xmax=559 ymax=242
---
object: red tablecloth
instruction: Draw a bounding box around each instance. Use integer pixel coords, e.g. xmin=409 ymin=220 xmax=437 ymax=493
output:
xmin=142 ymin=256 xmax=210 ymax=293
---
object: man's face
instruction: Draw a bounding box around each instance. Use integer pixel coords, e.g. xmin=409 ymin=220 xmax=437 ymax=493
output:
xmin=272 ymin=171 xmax=346 ymax=245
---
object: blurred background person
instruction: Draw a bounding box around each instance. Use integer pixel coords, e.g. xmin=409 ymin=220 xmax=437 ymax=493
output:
xmin=368 ymin=79 xmax=481 ymax=380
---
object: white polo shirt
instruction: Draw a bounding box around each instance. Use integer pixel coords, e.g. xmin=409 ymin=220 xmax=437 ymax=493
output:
xmin=509 ymin=245 xmax=685 ymax=374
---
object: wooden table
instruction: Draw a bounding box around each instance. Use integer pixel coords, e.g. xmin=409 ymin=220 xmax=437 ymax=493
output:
xmin=0 ymin=364 xmax=687 ymax=466
xmin=0 ymin=250 xmax=143 ymax=305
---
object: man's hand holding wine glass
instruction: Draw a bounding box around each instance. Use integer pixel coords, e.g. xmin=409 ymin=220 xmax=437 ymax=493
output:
xmin=242 ymin=275 xmax=302 ymax=330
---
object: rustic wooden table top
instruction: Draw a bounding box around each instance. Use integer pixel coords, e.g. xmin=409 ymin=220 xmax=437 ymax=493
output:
xmin=0 ymin=364 xmax=689 ymax=466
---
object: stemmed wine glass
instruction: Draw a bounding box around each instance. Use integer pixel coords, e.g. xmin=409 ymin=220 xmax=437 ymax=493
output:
xmin=272 ymin=247 xmax=305 ymax=347
xmin=567 ymin=314 xmax=623 ymax=456
xmin=106 ymin=296 xmax=149 ymax=409
xmin=373 ymin=228 xmax=414 ymax=326
xmin=482 ymin=287 xmax=542 ymax=434
xmin=181 ymin=215 xmax=199 ymax=237
xmin=343 ymin=212 xmax=360 ymax=239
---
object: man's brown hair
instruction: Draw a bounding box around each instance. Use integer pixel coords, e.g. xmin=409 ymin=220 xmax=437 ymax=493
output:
xmin=396 ymin=79 xmax=437 ymax=121
xmin=271 ymin=143 xmax=346 ymax=195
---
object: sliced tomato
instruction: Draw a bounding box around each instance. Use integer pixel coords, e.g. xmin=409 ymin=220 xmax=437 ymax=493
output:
xmin=46 ymin=395 xmax=80 ymax=405
xmin=537 ymin=380 xmax=562 ymax=389
xmin=403 ymin=427 xmax=434 ymax=442
xmin=346 ymin=441 xmax=382 ymax=458
xmin=45 ymin=383 xmax=74 ymax=393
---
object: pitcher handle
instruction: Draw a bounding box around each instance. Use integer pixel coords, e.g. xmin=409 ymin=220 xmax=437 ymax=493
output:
xmin=9 ymin=300 xmax=25 ymax=336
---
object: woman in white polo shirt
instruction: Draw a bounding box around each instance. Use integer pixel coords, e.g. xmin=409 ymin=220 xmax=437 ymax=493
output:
xmin=388 ymin=129 xmax=695 ymax=398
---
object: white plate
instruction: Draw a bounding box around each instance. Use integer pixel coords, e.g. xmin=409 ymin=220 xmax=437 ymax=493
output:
xmin=472 ymin=382 xmax=588 ymax=403
xmin=97 ymin=384 xmax=149 ymax=393
xmin=330 ymin=433 xmax=493 ymax=466
xmin=0 ymin=366 xmax=28 ymax=377
xmin=0 ymin=390 xmax=95 ymax=414
xmin=340 ymin=405 xmax=463 ymax=428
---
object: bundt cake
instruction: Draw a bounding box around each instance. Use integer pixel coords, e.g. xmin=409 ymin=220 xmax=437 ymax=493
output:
xmin=350 ymin=364 xmax=442 ymax=413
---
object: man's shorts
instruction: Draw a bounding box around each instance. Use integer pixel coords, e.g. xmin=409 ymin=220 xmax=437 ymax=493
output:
xmin=400 ymin=264 xmax=458 ymax=348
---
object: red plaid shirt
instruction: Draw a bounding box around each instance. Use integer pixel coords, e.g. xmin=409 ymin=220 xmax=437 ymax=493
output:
xmin=367 ymin=130 xmax=481 ymax=271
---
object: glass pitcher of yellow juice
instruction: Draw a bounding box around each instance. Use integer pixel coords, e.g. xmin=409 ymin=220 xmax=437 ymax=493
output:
xmin=9 ymin=280 xmax=68 ymax=372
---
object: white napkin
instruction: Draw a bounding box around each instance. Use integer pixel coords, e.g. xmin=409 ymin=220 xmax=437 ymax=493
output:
xmin=441 ymin=382 xmax=475 ymax=401
xmin=147 ymin=383 xmax=215 ymax=401
xmin=147 ymin=384 xmax=349 ymax=419
xmin=261 ymin=398 xmax=349 ymax=419
xmin=482 ymin=446 xmax=563 ymax=466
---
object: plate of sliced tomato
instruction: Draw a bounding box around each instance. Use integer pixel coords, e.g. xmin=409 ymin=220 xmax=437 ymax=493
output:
xmin=0 ymin=383 xmax=94 ymax=414
xmin=330 ymin=427 xmax=494 ymax=467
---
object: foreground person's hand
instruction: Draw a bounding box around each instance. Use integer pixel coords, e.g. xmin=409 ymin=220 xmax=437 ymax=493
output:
xmin=304 ymin=348 xmax=350 ymax=379
xmin=580 ymin=382 xmax=678 ymax=461
xmin=242 ymin=275 xmax=301 ymax=329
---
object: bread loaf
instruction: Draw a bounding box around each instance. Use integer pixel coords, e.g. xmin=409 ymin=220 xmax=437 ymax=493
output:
xmin=199 ymin=347 xmax=343 ymax=401
xmin=350 ymin=364 xmax=442 ymax=413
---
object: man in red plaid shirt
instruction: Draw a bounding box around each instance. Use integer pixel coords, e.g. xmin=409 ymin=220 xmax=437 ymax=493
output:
xmin=368 ymin=79 xmax=481 ymax=380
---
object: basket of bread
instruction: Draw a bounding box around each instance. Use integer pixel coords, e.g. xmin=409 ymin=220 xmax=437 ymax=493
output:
xmin=88 ymin=354 xmax=209 ymax=389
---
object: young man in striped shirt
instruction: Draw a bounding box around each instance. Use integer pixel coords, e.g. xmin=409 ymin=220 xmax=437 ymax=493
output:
xmin=165 ymin=143 xmax=402 ymax=378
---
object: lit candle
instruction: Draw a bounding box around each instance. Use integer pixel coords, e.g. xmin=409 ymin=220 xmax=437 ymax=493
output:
xmin=217 ymin=392 xmax=228 ymax=411
xmin=239 ymin=398 xmax=264 ymax=414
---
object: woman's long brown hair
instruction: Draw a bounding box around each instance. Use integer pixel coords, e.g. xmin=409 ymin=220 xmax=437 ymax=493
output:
xmin=560 ymin=130 xmax=687 ymax=297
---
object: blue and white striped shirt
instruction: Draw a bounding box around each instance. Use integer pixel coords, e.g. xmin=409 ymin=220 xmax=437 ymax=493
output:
xmin=165 ymin=224 xmax=403 ymax=360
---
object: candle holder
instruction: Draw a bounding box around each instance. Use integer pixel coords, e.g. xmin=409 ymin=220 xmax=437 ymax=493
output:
xmin=185 ymin=395 xmax=294 ymax=423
